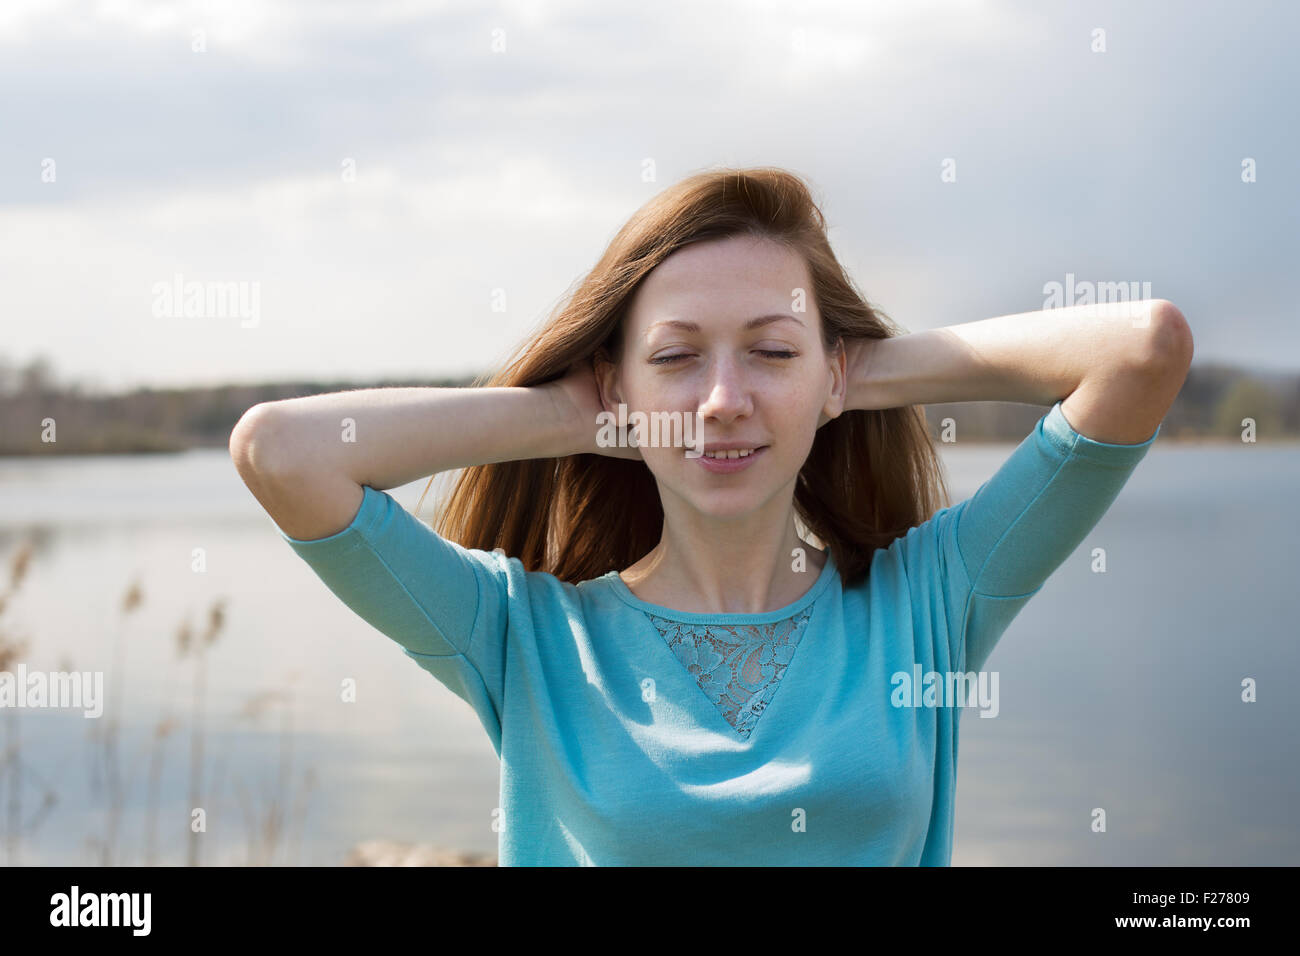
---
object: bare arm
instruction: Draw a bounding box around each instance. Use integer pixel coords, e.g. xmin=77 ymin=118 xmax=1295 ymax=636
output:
xmin=229 ymin=373 xmax=615 ymax=541
xmin=845 ymin=299 xmax=1194 ymax=444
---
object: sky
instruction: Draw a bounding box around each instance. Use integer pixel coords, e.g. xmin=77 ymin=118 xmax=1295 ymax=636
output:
xmin=1 ymin=0 xmax=1296 ymax=394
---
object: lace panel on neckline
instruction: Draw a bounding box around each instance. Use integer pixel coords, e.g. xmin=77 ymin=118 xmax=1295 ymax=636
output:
xmin=643 ymin=605 xmax=814 ymax=739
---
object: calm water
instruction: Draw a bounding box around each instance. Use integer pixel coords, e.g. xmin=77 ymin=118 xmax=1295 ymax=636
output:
xmin=0 ymin=440 xmax=1296 ymax=865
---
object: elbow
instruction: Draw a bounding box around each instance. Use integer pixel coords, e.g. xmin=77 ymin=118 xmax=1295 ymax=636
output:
xmin=230 ymin=403 xmax=288 ymax=486
xmin=1139 ymin=300 xmax=1194 ymax=383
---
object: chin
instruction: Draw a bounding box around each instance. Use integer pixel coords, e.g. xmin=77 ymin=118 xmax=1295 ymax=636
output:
xmin=680 ymin=487 xmax=772 ymax=521
xmin=646 ymin=453 xmax=789 ymax=518
xmin=697 ymin=498 xmax=758 ymax=519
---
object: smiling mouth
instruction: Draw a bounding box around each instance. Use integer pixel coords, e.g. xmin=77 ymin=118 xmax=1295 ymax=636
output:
xmin=702 ymin=447 xmax=760 ymax=459
xmin=688 ymin=444 xmax=769 ymax=464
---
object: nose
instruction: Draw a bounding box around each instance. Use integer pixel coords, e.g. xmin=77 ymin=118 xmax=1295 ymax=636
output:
xmin=697 ymin=355 xmax=753 ymax=425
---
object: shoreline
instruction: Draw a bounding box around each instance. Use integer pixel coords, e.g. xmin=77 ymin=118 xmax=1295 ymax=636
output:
xmin=344 ymin=841 xmax=497 ymax=867
xmin=2 ymin=435 xmax=1299 ymax=459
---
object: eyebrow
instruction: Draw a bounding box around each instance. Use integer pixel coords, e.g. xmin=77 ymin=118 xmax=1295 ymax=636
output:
xmin=645 ymin=314 xmax=805 ymax=335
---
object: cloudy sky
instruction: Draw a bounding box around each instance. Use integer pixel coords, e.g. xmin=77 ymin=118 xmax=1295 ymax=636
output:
xmin=1 ymin=0 xmax=1296 ymax=393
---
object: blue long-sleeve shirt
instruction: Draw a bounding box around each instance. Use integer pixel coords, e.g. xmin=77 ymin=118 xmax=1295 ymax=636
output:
xmin=279 ymin=400 xmax=1158 ymax=865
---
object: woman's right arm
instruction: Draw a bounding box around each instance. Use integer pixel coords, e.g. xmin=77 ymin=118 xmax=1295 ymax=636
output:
xmin=229 ymin=380 xmax=603 ymax=541
xmin=228 ymin=370 xmax=631 ymax=754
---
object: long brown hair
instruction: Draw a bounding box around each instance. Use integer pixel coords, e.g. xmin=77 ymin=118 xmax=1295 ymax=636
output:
xmin=416 ymin=166 xmax=950 ymax=588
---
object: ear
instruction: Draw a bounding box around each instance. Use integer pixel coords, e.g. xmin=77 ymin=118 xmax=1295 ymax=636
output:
xmin=593 ymin=347 xmax=624 ymax=415
xmin=822 ymin=337 xmax=848 ymax=422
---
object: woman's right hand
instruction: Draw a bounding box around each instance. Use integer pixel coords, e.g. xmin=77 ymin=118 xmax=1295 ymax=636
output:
xmin=545 ymin=358 xmax=643 ymax=460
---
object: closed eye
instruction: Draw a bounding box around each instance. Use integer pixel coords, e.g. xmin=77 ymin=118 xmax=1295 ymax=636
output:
xmin=648 ymin=350 xmax=797 ymax=365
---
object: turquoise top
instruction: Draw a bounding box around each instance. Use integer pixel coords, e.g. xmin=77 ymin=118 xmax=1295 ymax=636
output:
xmin=279 ymin=401 xmax=1158 ymax=865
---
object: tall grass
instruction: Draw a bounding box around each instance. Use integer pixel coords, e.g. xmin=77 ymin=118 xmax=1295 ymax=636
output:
xmin=0 ymin=541 xmax=37 ymax=865
xmin=0 ymin=539 xmax=316 ymax=867
xmin=234 ymin=679 xmax=317 ymax=865
xmin=179 ymin=598 xmax=224 ymax=867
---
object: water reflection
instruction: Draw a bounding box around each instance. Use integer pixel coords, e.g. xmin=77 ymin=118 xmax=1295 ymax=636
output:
xmin=0 ymin=444 xmax=1296 ymax=865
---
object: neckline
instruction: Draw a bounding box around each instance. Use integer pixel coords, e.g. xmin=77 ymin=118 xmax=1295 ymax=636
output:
xmin=600 ymin=549 xmax=839 ymax=625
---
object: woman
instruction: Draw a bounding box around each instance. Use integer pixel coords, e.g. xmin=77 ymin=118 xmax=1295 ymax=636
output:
xmin=229 ymin=167 xmax=1192 ymax=865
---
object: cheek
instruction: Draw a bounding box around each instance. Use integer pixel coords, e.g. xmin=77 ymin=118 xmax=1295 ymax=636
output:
xmin=621 ymin=372 xmax=664 ymax=407
xmin=771 ymin=385 xmax=822 ymax=426
xmin=770 ymin=394 xmax=823 ymax=458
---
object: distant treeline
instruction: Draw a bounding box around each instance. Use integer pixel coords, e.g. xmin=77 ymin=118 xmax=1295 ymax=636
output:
xmin=0 ymin=356 xmax=1296 ymax=456
xmin=0 ymin=360 xmax=476 ymax=455
xmin=923 ymin=363 xmax=1300 ymax=442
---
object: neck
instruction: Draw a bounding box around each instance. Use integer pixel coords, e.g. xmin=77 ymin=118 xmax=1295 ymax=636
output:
xmin=621 ymin=487 xmax=827 ymax=615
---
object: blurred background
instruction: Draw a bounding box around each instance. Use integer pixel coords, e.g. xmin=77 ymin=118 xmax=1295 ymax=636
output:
xmin=0 ymin=0 xmax=1296 ymax=865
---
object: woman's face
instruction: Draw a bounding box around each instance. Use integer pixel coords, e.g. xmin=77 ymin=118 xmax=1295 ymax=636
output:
xmin=596 ymin=234 xmax=846 ymax=521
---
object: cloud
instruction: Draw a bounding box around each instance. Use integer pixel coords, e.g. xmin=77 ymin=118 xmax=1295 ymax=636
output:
xmin=1 ymin=0 xmax=1297 ymax=388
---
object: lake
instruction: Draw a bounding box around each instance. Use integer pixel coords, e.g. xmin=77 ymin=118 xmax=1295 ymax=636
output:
xmin=0 ymin=438 xmax=1296 ymax=865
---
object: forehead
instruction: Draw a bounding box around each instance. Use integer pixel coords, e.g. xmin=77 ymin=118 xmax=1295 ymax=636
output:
xmin=626 ymin=236 xmax=813 ymax=334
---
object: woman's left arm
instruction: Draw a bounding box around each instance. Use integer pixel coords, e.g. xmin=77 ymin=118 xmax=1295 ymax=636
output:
xmin=846 ymin=299 xmax=1194 ymax=443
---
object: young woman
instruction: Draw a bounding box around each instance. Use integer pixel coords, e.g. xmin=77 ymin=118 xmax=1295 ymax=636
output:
xmin=229 ymin=167 xmax=1192 ymax=865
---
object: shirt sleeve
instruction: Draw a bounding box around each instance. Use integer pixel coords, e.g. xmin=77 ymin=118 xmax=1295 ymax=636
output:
xmin=936 ymin=400 xmax=1159 ymax=673
xmin=276 ymin=484 xmax=509 ymax=751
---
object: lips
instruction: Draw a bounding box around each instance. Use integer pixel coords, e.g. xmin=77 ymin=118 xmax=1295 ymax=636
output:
xmin=697 ymin=443 xmax=768 ymax=459
xmin=700 ymin=447 xmax=760 ymax=459
xmin=691 ymin=444 xmax=768 ymax=472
